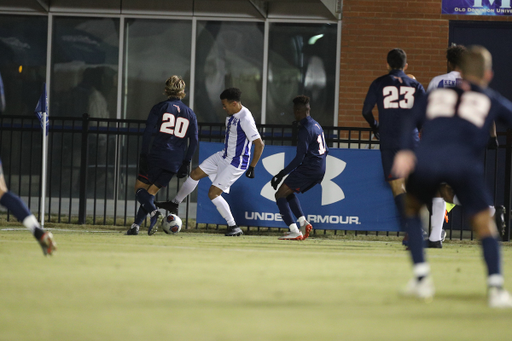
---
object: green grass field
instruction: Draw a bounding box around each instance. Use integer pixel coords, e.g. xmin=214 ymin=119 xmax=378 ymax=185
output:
xmin=1 ymin=227 xmax=512 ymax=341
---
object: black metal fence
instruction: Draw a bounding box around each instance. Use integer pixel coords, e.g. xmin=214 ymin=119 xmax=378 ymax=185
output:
xmin=1 ymin=114 xmax=511 ymax=240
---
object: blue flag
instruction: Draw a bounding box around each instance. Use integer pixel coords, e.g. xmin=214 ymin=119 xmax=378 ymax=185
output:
xmin=35 ymin=83 xmax=49 ymax=136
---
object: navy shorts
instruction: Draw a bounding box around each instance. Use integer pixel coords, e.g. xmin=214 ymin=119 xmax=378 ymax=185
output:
xmin=137 ymin=165 xmax=175 ymax=189
xmin=283 ymin=168 xmax=324 ymax=193
xmin=380 ymin=148 xmax=399 ymax=181
xmin=406 ymin=156 xmax=490 ymax=217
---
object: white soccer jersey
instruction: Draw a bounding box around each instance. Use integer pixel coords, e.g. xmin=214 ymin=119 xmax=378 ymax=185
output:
xmin=427 ymin=71 xmax=461 ymax=92
xmin=221 ymin=105 xmax=261 ymax=170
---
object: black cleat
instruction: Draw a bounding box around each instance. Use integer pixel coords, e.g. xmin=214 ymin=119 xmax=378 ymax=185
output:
xmin=427 ymin=240 xmax=442 ymax=248
xmin=154 ymin=201 xmax=179 ymax=215
xmin=225 ymin=225 xmax=243 ymax=236
xmin=125 ymin=224 xmax=139 ymax=235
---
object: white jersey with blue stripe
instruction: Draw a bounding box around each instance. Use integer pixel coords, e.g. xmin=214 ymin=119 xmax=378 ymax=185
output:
xmin=427 ymin=71 xmax=461 ymax=92
xmin=221 ymin=106 xmax=261 ymax=170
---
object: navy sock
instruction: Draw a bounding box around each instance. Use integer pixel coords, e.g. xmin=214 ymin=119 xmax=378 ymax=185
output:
xmin=136 ymin=188 xmax=156 ymax=214
xmin=0 ymin=191 xmax=31 ymax=222
xmin=277 ymin=197 xmax=294 ymax=226
xmin=287 ymin=194 xmax=304 ymax=219
xmin=406 ymin=216 xmax=425 ymax=264
xmin=394 ymin=193 xmax=406 ymax=231
xmin=481 ymin=236 xmax=501 ymax=276
xmin=134 ymin=205 xmax=148 ymax=226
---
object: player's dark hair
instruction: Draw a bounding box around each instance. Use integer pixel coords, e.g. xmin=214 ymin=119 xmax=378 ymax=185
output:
xmin=293 ymin=95 xmax=310 ymax=107
xmin=220 ymin=88 xmax=242 ymax=102
xmin=387 ymin=48 xmax=407 ymax=70
xmin=447 ymin=44 xmax=467 ymax=68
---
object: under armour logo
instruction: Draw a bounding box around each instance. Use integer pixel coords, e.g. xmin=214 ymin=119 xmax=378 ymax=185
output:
xmin=260 ymin=153 xmax=346 ymax=205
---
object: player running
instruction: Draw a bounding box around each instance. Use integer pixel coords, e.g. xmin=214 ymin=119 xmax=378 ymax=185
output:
xmin=271 ymin=95 xmax=327 ymax=240
xmin=126 ymin=75 xmax=198 ymax=236
xmin=362 ymin=48 xmax=426 ymax=234
xmin=156 ymin=88 xmax=264 ymax=236
xmin=0 ymin=158 xmax=56 ymax=255
xmin=392 ymin=46 xmax=512 ymax=307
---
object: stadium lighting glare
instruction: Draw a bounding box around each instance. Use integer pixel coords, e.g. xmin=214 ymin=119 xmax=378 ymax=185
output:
xmin=308 ymin=34 xmax=324 ymax=45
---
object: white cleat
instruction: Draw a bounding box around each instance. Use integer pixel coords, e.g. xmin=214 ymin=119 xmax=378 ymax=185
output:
xmin=401 ymin=276 xmax=435 ymax=302
xmin=299 ymin=221 xmax=313 ymax=240
xmin=278 ymin=231 xmax=303 ymax=240
xmin=39 ymin=232 xmax=57 ymax=256
xmin=488 ymin=287 xmax=512 ymax=308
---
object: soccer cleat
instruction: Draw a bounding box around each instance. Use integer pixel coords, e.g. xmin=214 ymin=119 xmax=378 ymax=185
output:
xmin=225 ymin=225 xmax=243 ymax=236
xmin=300 ymin=222 xmax=313 ymax=240
xmin=38 ymin=232 xmax=57 ymax=256
xmin=427 ymin=240 xmax=442 ymax=249
xmin=154 ymin=201 xmax=179 ymax=215
xmin=148 ymin=211 xmax=163 ymax=236
xmin=125 ymin=224 xmax=139 ymax=235
xmin=488 ymin=287 xmax=512 ymax=308
xmin=401 ymin=276 xmax=435 ymax=302
xmin=278 ymin=231 xmax=304 ymax=240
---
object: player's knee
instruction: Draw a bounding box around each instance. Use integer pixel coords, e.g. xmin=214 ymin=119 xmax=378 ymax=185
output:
xmin=189 ymin=167 xmax=203 ymax=181
xmin=286 ymin=193 xmax=295 ymax=201
xmin=208 ymin=187 xmax=221 ymax=200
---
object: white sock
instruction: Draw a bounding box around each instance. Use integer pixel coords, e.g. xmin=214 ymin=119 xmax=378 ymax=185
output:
xmin=488 ymin=274 xmax=504 ymax=288
xmin=489 ymin=206 xmax=496 ymax=217
xmin=211 ymin=196 xmax=236 ymax=226
xmin=429 ymin=198 xmax=446 ymax=242
xmin=174 ymin=177 xmax=199 ymax=203
xmin=297 ymin=216 xmax=306 ymax=227
xmin=289 ymin=223 xmax=300 ymax=234
xmin=453 ymin=195 xmax=461 ymax=206
xmin=22 ymin=214 xmax=39 ymax=234
xmin=413 ymin=262 xmax=430 ymax=278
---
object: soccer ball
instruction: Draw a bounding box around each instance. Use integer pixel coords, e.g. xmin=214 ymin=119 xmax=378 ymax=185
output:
xmin=162 ymin=214 xmax=182 ymax=234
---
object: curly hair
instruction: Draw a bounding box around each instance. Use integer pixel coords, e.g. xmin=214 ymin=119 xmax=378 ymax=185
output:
xmin=164 ymin=75 xmax=186 ymax=99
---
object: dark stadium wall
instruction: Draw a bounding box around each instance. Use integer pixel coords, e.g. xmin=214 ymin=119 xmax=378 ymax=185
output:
xmin=338 ymin=0 xmax=512 ymax=128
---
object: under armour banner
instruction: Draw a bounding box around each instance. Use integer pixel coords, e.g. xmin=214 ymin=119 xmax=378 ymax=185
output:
xmin=196 ymin=142 xmax=400 ymax=232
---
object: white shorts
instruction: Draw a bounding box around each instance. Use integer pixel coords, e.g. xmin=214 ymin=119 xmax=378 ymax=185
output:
xmin=199 ymin=152 xmax=245 ymax=193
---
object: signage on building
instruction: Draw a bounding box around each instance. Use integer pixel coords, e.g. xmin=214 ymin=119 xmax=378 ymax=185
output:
xmin=443 ymin=0 xmax=512 ymax=15
xmin=196 ymin=142 xmax=400 ymax=232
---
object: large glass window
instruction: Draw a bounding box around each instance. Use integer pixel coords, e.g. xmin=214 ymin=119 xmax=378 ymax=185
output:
xmin=266 ymin=23 xmax=337 ymax=126
xmin=51 ymin=17 xmax=119 ymax=118
xmin=123 ymin=19 xmax=192 ymax=120
xmin=0 ymin=15 xmax=47 ymax=116
xmin=194 ymin=20 xmax=264 ymax=123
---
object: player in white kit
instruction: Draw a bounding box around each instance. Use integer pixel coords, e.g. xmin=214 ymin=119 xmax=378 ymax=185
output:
xmin=156 ymin=88 xmax=264 ymax=236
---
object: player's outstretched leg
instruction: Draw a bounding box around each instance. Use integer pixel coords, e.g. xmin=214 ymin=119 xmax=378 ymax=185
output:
xmin=155 ymin=177 xmax=199 ymax=215
xmin=0 ymin=191 xmax=57 ymax=255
